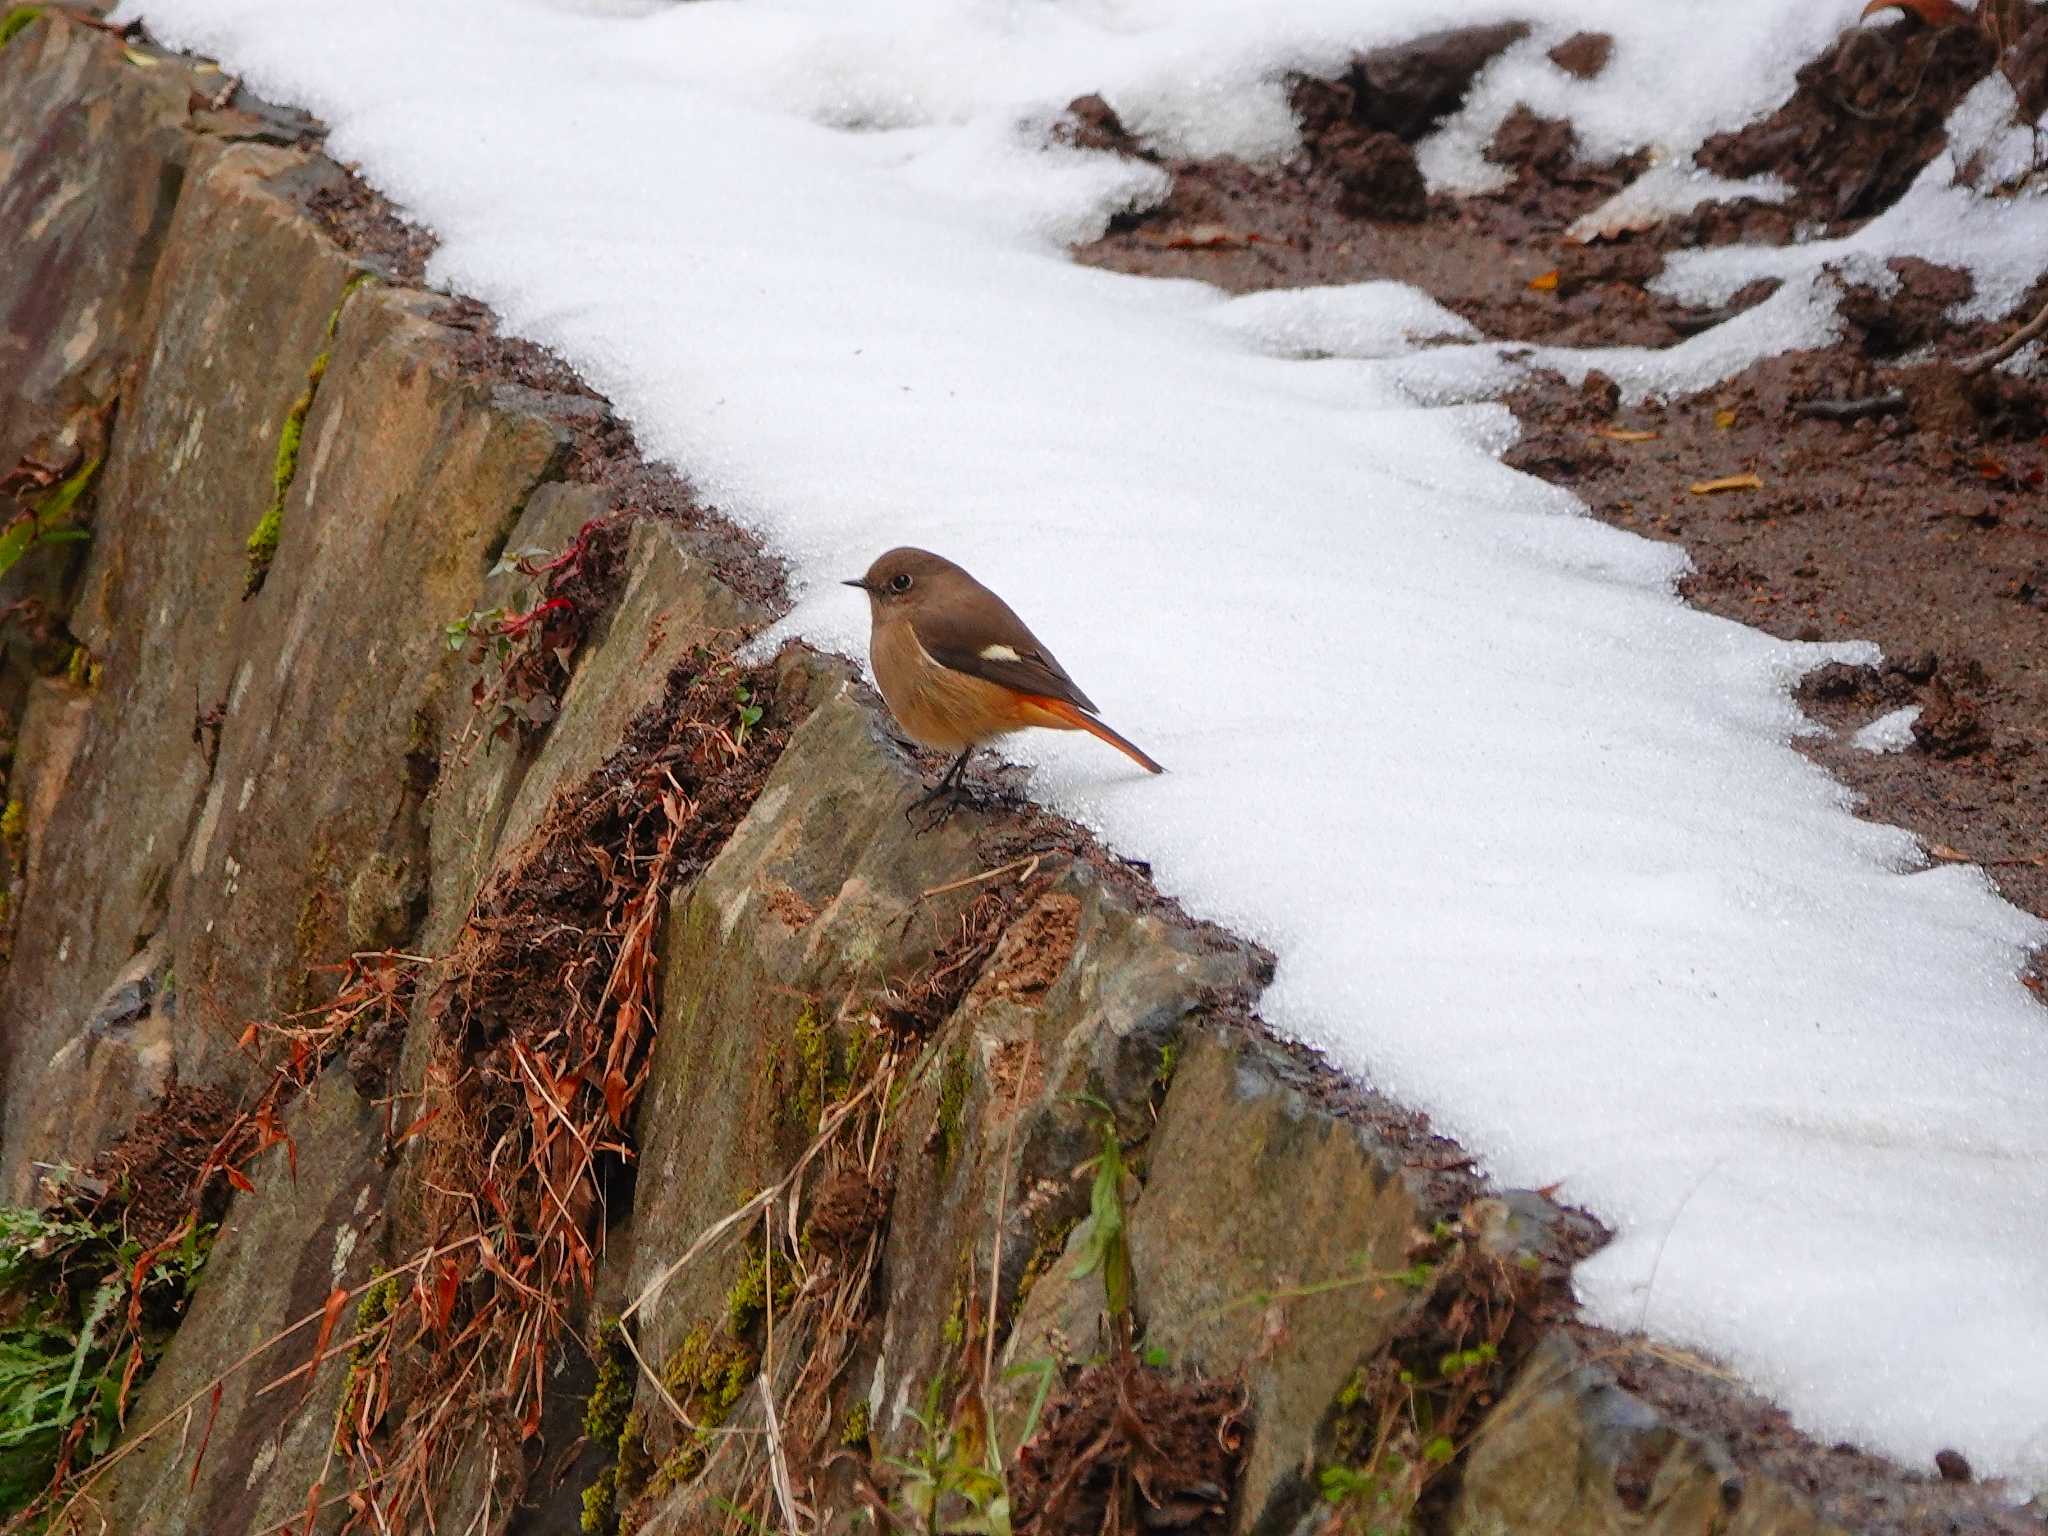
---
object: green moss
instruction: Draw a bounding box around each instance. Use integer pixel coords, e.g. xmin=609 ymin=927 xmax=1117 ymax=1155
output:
xmin=787 ymin=1004 xmax=829 ymax=1134
xmin=352 ymin=1275 xmax=401 ymax=1365
xmin=840 ymin=1398 xmax=871 ymax=1447
xmin=1154 ymin=1040 xmax=1179 ymax=1092
xmin=0 ymin=799 xmax=24 ymax=861
xmin=0 ymin=8 xmax=41 ymax=50
xmin=579 ymin=1465 xmax=617 ymax=1534
xmin=62 ymin=644 xmax=100 ymax=691
xmin=583 ymin=1321 xmax=635 ymax=1444
xmin=244 ymin=273 xmax=375 ymax=596
xmin=935 ymin=1043 xmax=972 ymax=1173
xmin=642 ymin=1322 xmax=759 ymax=1500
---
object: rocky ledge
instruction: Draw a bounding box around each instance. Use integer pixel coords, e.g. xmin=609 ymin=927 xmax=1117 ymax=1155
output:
xmin=0 ymin=10 xmax=2033 ymax=1535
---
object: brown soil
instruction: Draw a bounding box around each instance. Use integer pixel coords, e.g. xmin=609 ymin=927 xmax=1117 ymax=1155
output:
xmin=71 ymin=1083 xmax=244 ymax=1249
xmin=1009 ymin=1353 xmax=1247 ymax=1536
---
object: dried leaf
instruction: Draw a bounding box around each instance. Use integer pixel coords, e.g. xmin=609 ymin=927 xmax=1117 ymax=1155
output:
xmin=188 ymin=1383 xmax=224 ymax=1490
xmin=1592 ymin=427 xmax=1658 ymax=442
xmin=432 ymin=1258 xmax=460 ymax=1331
xmin=122 ymin=46 xmax=160 ymax=68
xmin=225 ymin=1165 xmax=255 ymax=1193
xmin=1858 ymin=0 xmax=1972 ymax=26
xmin=1141 ymin=222 xmax=1261 ymax=250
xmin=309 ymin=1287 xmax=349 ymax=1374
xmin=1688 ymin=472 xmax=1762 ymax=494
xmin=390 ymin=1106 xmax=442 ymax=1145
xmin=1928 ymin=843 xmax=1971 ymax=862
xmin=1528 ymin=269 xmax=1560 ymax=292
xmin=1713 ymin=408 xmax=1738 ymax=430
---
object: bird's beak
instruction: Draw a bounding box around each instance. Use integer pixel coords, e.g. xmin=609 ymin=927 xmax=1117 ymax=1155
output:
xmin=841 ymin=578 xmax=869 ymax=591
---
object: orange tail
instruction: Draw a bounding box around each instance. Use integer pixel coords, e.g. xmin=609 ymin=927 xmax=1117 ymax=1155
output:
xmin=1018 ymin=695 xmax=1166 ymax=774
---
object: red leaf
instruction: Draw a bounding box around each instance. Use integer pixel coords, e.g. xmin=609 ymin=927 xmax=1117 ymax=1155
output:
xmin=189 ymin=1383 xmax=224 ymax=1490
xmin=390 ymin=1106 xmax=441 ymax=1146
xmin=310 ymin=1287 xmax=348 ymax=1371
xmin=432 ymin=1259 xmax=459 ymax=1331
xmin=225 ymin=1166 xmax=254 ymax=1193
xmin=1859 ymin=0 xmax=1972 ymax=24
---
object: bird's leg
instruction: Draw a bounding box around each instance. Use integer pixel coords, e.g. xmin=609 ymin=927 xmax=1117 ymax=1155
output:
xmin=907 ymin=747 xmax=975 ymax=829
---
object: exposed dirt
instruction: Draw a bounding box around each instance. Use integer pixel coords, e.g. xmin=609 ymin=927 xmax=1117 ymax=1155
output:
xmin=1009 ymin=1354 xmax=1247 ymax=1536
xmin=70 ymin=1083 xmax=244 ymax=1250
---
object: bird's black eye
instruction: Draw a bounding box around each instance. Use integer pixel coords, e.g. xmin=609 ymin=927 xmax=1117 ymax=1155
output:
xmin=889 ymin=573 xmax=913 ymax=593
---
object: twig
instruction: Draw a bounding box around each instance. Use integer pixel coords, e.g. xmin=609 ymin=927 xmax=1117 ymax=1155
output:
xmin=1788 ymin=391 xmax=1906 ymax=422
xmin=1959 ymin=292 xmax=2048 ymax=375
xmin=759 ymin=1374 xmax=806 ymax=1535
xmin=916 ymin=854 xmax=1040 ymax=904
xmin=985 ymin=1042 xmax=1034 ymax=1397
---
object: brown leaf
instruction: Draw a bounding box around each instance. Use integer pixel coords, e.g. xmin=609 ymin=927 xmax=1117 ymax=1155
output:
xmin=189 ymin=1383 xmax=224 ymax=1490
xmin=1689 ymin=472 xmax=1762 ymax=494
xmin=1144 ymin=223 xmax=1260 ymax=250
xmin=390 ymin=1106 xmax=441 ymax=1145
xmin=309 ymin=1287 xmax=349 ymax=1374
xmin=1528 ymin=269 xmax=1560 ymax=292
xmin=1858 ymin=0 xmax=1972 ymax=26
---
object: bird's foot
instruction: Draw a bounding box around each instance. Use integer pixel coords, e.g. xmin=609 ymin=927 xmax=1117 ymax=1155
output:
xmin=904 ymin=773 xmax=1026 ymax=833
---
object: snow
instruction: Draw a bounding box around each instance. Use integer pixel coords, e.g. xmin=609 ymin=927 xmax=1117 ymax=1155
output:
xmin=122 ymin=0 xmax=2048 ymax=1485
xmin=1854 ymin=706 xmax=1922 ymax=756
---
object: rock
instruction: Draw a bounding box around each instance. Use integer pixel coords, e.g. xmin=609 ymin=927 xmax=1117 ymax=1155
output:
xmin=1354 ymin=23 xmax=1529 ymax=141
xmin=0 ymin=141 xmax=360 ymax=1188
xmin=491 ymin=517 xmax=766 ymax=878
xmin=1450 ymin=1332 xmax=1843 ymax=1536
xmin=1326 ymin=127 xmax=1428 ymax=222
xmin=96 ymin=1070 xmax=388 ymax=1535
xmin=417 ymin=479 xmax=609 ymax=950
xmin=0 ymin=14 xmax=202 ymax=477
xmin=162 ymin=280 xmax=563 ymax=1081
xmin=1548 ymin=32 xmax=1614 ymax=80
xmin=14 ymin=934 xmax=176 ymax=1199
xmin=1057 ymin=93 xmax=1140 ymax=156
xmin=623 ymin=666 xmax=988 ymax=1377
xmin=877 ymin=865 xmax=1257 ymax=1453
xmin=1121 ymin=1033 xmax=1427 ymax=1533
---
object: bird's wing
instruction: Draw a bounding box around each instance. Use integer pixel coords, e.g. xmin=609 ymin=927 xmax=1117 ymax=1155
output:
xmin=912 ymin=595 xmax=1099 ymax=714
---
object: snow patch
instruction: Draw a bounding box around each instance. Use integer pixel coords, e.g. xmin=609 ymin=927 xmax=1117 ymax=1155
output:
xmin=1853 ymin=706 xmax=1922 ymax=755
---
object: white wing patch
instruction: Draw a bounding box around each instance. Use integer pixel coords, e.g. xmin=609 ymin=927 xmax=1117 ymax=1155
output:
xmin=979 ymin=644 xmax=1022 ymax=663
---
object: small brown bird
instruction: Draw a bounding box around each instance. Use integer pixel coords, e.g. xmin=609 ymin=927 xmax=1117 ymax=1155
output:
xmin=844 ymin=547 xmax=1164 ymax=808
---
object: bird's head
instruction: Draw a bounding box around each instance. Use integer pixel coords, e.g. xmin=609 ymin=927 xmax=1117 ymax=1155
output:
xmin=841 ymin=547 xmax=964 ymax=613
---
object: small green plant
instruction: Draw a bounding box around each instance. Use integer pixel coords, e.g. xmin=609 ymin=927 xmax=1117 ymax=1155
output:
xmin=732 ymin=682 xmax=763 ymax=752
xmin=1070 ymin=1107 xmax=1133 ymax=1325
xmin=0 ymin=455 xmax=97 ymax=583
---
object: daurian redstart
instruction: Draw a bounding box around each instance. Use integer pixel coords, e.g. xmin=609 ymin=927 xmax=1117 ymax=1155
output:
xmin=844 ymin=548 xmax=1164 ymax=804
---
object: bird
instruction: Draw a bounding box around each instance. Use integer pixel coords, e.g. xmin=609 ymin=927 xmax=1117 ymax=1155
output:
xmin=842 ymin=547 xmax=1164 ymax=814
